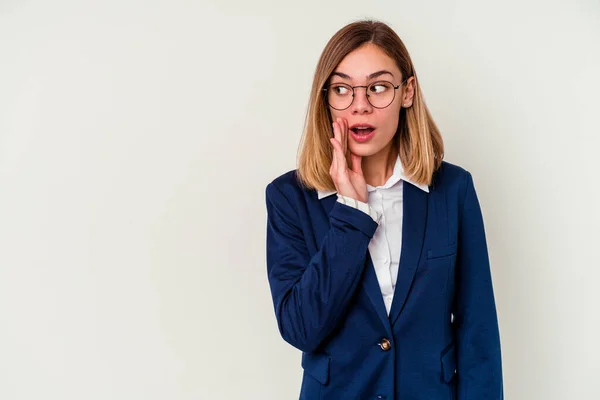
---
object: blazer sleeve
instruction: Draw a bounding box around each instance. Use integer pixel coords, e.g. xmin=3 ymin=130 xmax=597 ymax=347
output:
xmin=453 ymin=171 xmax=504 ymax=399
xmin=265 ymin=182 xmax=378 ymax=353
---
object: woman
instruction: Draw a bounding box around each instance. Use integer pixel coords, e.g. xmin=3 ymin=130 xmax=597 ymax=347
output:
xmin=265 ymin=19 xmax=503 ymax=399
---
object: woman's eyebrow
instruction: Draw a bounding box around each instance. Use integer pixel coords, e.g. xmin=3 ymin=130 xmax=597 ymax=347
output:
xmin=331 ymin=70 xmax=395 ymax=80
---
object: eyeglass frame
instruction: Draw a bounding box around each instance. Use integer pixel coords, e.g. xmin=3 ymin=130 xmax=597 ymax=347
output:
xmin=322 ymin=78 xmax=408 ymax=110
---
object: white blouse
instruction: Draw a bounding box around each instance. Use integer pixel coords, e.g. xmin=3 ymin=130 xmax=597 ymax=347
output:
xmin=317 ymin=154 xmax=429 ymax=315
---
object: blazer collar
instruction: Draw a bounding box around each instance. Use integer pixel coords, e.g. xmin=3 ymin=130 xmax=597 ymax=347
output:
xmin=317 ymin=154 xmax=429 ymax=199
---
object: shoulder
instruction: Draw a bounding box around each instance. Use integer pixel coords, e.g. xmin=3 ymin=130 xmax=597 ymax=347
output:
xmin=433 ymin=160 xmax=474 ymax=194
xmin=265 ymin=169 xmax=316 ymax=208
xmin=433 ymin=160 xmax=482 ymax=217
xmin=432 ymin=160 xmax=479 ymax=212
xmin=267 ymin=169 xmax=302 ymax=191
xmin=266 ymin=169 xmax=304 ymax=195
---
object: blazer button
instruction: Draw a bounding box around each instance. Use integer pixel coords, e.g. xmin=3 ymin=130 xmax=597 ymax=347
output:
xmin=378 ymin=338 xmax=392 ymax=351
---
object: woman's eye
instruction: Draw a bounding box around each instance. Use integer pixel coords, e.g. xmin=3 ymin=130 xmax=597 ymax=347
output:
xmin=333 ymin=85 xmax=350 ymax=95
xmin=370 ymin=84 xmax=387 ymax=93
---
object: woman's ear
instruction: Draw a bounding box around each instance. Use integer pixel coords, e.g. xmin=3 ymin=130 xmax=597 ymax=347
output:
xmin=402 ymin=76 xmax=416 ymax=105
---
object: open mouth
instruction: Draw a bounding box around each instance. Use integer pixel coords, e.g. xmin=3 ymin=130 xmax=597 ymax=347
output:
xmin=351 ymin=127 xmax=375 ymax=135
xmin=349 ymin=126 xmax=376 ymax=142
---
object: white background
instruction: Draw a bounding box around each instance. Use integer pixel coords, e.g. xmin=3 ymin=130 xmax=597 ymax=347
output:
xmin=1 ymin=0 xmax=599 ymax=399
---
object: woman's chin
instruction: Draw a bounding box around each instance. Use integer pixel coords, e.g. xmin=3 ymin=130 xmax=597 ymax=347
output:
xmin=349 ymin=144 xmax=382 ymax=157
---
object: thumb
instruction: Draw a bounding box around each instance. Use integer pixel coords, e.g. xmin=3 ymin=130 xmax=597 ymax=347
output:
xmin=350 ymin=153 xmax=363 ymax=175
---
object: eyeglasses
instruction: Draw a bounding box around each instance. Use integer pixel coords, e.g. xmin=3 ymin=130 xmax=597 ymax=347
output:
xmin=322 ymin=79 xmax=407 ymax=110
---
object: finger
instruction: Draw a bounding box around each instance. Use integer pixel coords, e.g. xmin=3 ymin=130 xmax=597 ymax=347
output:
xmin=332 ymin=119 xmax=340 ymax=144
xmin=344 ymin=118 xmax=351 ymax=163
xmin=329 ymin=138 xmax=337 ymax=173
xmin=340 ymin=117 xmax=345 ymax=156
xmin=331 ymin=137 xmax=346 ymax=177
xmin=333 ymin=119 xmax=349 ymax=175
xmin=341 ymin=117 xmax=348 ymax=155
xmin=331 ymin=121 xmax=341 ymax=174
xmin=336 ymin=118 xmax=345 ymax=164
xmin=350 ymin=152 xmax=363 ymax=175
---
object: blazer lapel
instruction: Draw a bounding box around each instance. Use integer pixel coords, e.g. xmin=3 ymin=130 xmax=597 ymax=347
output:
xmin=318 ymin=192 xmax=392 ymax=333
xmin=389 ymin=181 xmax=429 ymax=326
xmin=361 ymin=252 xmax=394 ymax=334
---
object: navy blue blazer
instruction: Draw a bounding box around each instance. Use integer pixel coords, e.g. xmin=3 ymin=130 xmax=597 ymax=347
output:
xmin=265 ymin=160 xmax=503 ymax=399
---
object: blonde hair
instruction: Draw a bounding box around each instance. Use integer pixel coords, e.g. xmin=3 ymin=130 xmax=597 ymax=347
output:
xmin=296 ymin=19 xmax=444 ymax=191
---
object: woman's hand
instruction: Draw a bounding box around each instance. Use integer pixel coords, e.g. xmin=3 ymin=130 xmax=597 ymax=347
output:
xmin=329 ymin=117 xmax=368 ymax=203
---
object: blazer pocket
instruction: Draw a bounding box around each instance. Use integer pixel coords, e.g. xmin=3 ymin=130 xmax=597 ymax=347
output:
xmin=440 ymin=342 xmax=457 ymax=383
xmin=301 ymin=352 xmax=330 ymax=385
xmin=427 ymin=243 xmax=458 ymax=260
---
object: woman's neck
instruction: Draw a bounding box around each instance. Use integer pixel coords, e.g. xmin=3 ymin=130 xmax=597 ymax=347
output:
xmin=362 ymin=144 xmax=397 ymax=187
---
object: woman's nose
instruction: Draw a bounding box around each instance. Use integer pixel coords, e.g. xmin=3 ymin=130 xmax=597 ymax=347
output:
xmin=351 ymin=88 xmax=372 ymax=114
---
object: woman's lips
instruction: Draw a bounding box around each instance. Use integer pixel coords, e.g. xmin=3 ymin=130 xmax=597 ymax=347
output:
xmin=350 ymin=128 xmax=376 ymax=143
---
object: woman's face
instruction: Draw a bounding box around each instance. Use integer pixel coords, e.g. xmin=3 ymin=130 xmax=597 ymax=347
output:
xmin=327 ymin=43 xmax=414 ymax=157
